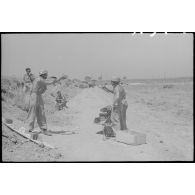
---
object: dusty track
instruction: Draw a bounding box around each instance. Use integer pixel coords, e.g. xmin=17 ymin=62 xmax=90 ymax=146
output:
xmin=2 ymin=81 xmax=193 ymax=161
xmin=42 ymin=85 xmax=193 ymax=161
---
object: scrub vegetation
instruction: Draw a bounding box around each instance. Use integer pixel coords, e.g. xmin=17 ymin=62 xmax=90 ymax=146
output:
xmin=1 ymin=76 xmax=193 ymax=161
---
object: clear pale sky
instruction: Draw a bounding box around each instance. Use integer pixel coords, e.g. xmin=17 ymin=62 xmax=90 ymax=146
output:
xmin=1 ymin=33 xmax=193 ymax=80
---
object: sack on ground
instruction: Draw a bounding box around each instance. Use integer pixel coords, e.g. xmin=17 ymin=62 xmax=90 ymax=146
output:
xmin=103 ymin=126 xmax=116 ymax=138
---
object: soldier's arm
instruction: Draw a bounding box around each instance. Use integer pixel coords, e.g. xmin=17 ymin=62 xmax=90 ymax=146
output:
xmin=45 ymin=75 xmax=66 ymax=86
xmin=102 ymin=86 xmax=114 ymax=94
xmin=63 ymin=95 xmax=67 ymax=102
xmin=45 ymin=79 xmax=57 ymax=86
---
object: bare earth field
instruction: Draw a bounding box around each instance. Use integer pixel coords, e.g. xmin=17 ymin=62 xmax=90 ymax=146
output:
xmin=1 ymin=77 xmax=193 ymax=161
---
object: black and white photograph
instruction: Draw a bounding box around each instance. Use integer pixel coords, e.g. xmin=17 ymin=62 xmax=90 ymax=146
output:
xmin=1 ymin=33 xmax=193 ymax=162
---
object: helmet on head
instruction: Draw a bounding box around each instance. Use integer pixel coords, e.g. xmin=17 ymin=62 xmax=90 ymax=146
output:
xmin=39 ymin=70 xmax=48 ymax=76
xmin=111 ymin=76 xmax=120 ymax=83
xmin=25 ymin=67 xmax=31 ymax=71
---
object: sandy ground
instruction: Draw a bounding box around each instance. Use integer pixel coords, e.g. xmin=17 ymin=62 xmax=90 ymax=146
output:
xmin=2 ymin=124 xmax=63 ymax=162
xmin=2 ymin=79 xmax=193 ymax=161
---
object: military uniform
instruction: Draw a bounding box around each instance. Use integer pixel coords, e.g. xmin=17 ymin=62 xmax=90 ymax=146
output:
xmin=111 ymin=84 xmax=128 ymax=130
xmin=23 ymin=73 xmax=35 ymax=93
xmin=27 ymin=77 xmax=47 ymax=131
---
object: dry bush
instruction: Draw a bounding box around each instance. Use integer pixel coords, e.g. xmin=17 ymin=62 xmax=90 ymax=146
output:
xmin=163 ymin=84 xmax=174 ymax=89
xmin=1 ymin=77 xmax=29 ymax=112
xmin=79 ymin=83 xmax=88 ymax=88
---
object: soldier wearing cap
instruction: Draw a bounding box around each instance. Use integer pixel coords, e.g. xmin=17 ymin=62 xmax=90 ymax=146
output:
xmin=103 ymin=76 xmax=128 ymax=130
xmin=23 ymin=67 xmax=35 ymax=93
xmin=26 ymin=70 xmax=66 ymax=135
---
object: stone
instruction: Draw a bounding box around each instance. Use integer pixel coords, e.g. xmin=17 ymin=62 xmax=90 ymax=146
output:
xmin=10 ymin=138 xmax=17 ymax=144
xmin=5 ymin=118 xmax=13 ymax=124
xmin=54 ymin=153 xmax=62 ymax=159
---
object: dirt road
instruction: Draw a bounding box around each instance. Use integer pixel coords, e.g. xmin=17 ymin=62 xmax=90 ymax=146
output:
xmin=2 ymin=81 xmax=193 ymax=161
xmin=41 ymin=85 xmax=193 ymax=161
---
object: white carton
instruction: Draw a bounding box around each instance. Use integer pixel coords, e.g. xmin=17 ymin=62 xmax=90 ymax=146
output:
xmin=116 ymin=130 xmax=146 ymax=145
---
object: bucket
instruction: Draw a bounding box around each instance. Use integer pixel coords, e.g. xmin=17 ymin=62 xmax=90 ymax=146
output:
xmin=30 ymin=133 xmax=39 ymax=140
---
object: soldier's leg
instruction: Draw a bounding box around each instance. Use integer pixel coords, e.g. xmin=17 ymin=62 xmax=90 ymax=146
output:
xmin=120 ymin=104 xmax=128 ymax=130
xmin=119 ymin=106 xmax=123 ymax=130
xmin=37 ymin=104 xmax=47 ymax=130
xmin=36 ymin=101 xmax=51 ymax=136
xmin=24 ymin=92 xmax=31 ymax=112
xmin=27 ymin=103 xmax=36 ymax=131
xmin=55 ymin=103 xmax=60 ymax=110
xmin=111 ymin=106 xmax=120 ymax=131
xmin=23 ymin=85 xmax=27 ymax=93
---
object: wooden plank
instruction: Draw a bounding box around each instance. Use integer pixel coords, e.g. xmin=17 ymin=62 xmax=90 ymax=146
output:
xmin=2 ymin=117 xmax=55 ymax=149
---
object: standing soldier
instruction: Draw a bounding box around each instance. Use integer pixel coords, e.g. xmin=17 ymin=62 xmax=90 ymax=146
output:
xmin=23 ymin=68 xmax=35 ymax=111
xmin=27 ymin=70 xmax=66 ymax=135
xmin=23 ymin=67 xmax=35 ymax=93
xmin=103 ymin=77 xmax=128 ymax=131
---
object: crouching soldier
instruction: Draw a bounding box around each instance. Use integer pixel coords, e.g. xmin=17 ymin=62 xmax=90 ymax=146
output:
xmin=55 ymin=91 xmax=68 ymax=111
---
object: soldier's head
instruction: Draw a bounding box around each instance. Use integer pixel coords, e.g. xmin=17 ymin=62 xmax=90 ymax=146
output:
xmin=25 ymin=68 xmax=31 ymax=74
xmin=39 ymin=70 xmax=48 ymax=79
xmin=111 ymin=76 xmax=120 ymax=87
xmin=57 ymin=91 xmax=61 ymax=95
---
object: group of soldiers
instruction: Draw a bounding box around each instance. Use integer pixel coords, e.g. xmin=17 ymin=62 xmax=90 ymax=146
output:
xmin=22 ymin=67 xmax=128 ymax=136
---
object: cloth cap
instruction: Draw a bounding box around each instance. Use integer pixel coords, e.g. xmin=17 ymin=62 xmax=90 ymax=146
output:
xmin=111 ymin=76 xmax=120 ymax=83
xmin=39 ymin=70 xmax=48 ymax=76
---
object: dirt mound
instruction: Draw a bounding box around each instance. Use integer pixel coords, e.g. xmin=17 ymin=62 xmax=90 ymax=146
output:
xmin=67 ymin=87 xmax=112 ymax=132
xmin=69 ymin=87 xmax=112 ymax=113
xmin=1 ymin=76 xmax=82 ymax=161
xmin=1 ymin=76 xmax=29 ymax=112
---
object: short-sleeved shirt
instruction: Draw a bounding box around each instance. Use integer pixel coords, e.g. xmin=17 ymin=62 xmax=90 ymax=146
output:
xmin=113 ymin=85 xmax=126 ymax=106
xmin=31 ymin=77 xmax=47 ymax=95
xmin=23 ymin=73 xmax=35 ymax=84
